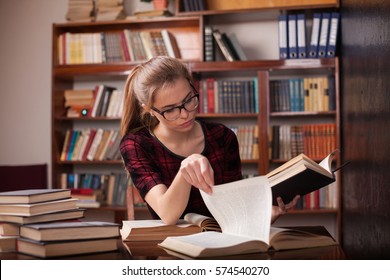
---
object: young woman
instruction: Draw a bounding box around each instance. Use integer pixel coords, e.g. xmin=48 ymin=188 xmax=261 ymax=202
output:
xmin=120 ymin=56 xmax=298 ymax=225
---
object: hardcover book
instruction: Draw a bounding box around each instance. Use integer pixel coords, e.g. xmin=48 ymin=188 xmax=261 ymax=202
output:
xmin=0 ymin=198 xmax=78 ymax=217
xmin=121 ymin=213 xmax=220 ymax=242
xmin=17 ymin=237 xmax=118 ymax=258
xmin=158 ymin=161 xmax=339 ymax=258
xmin=0 ymin=189 xmax=71 ymax=204
xmin=20 ymin=221 xmax=120 ymax=241
xmin=0 ymin=209 xmax=85 ymax=225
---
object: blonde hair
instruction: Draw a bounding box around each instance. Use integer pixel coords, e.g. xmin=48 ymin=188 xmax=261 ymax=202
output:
xmin=120 ymin=56 xmax=193 ymax=136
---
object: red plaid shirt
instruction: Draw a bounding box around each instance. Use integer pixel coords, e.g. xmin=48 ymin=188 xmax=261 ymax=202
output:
xmin=120 ymin=120 xmax=242 ymax=219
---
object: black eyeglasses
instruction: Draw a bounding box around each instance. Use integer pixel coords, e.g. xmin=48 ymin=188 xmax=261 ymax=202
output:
xmin=151 ymin=93 xmax=200 ymax=121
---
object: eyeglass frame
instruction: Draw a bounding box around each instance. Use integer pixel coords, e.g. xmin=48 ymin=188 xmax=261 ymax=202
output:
xmin=151 ymin=87 xmax=200 ymax=121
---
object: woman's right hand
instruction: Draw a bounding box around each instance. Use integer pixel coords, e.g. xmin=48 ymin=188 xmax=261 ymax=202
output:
xmin=179 ymin=154 xmax=214 ymax=194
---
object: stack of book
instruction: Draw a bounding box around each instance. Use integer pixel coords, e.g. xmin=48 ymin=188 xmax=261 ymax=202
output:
xmin=17 ymin=221 xmax=120 ymax=258
xmin=0 ymin=189 xmax=121 ymax=258
xmin=0 ymin=189 xmax=83 ymax=253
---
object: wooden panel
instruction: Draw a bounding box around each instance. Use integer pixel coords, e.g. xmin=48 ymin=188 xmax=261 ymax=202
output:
xmin=206 ymin=0 xmax=339 ymax=11
xmin=341 ymin=0 xmax=390 ymax=259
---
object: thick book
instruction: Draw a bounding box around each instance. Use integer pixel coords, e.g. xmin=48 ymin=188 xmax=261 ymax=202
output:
xmin=20 ymin=221 xmax=120 ymax=242
xmin=159 ymin=174 xmax=337 ymax=258
xmin=17 ymin=237 xmax=118 ymax=258
xmin=0 ymin=198 xmax=78 ymax=217
xmin=267 ymin=149 xmax=340 ymax=205
xmin=121 ymin=213 xmax=220 ymax=242
xmin=0 ymin=189 xmax=71 ymax=204
xmin=0 ymin=208 xmax=85 ymax=225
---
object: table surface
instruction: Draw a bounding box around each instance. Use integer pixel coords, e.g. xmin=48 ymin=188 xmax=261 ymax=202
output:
xmin=0 ymin=240 xmax=345 ymax=260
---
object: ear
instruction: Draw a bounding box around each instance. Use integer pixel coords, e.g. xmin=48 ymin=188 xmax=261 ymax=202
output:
xmin=142 ymin=103 xmax=154 ymax=117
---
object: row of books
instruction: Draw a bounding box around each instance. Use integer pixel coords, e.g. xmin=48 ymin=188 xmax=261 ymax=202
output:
xmin=66 ymin=0 xmax=126 ymax=22
xmin=58 ymin=29 xmax=180 ymax=65
xmin=270 ymin=76 xmax=336 ymax=113
xmin=0 ymin=189 xmax=120 ymax=257
xmin=229 ymin=125 xmax=259 ymax=160
xmin=181 ymin=0 xmax=207 ymax=12
xmin=61 ymin=128 xmax=121 ymax=162
xmin=294 ymin=180 xmax=338 ymax=210
xmin=278 ymin=12 xmax=340 ymax=59
xmin=196 ymin=78 xmax=258 ymax=114
xmin=60 ymin=172 xmax=130 ymax=207
xmin=270 ymin=124 xmax=337 ymax=161
xmin=65 ymin=85 xmax=123 ymax=118
xmin=204 ymin=26 xmax=248 ymax=62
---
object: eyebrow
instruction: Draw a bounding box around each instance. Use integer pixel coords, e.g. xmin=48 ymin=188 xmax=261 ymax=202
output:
xmin=160 ymin=90 xmax=194 ymax=110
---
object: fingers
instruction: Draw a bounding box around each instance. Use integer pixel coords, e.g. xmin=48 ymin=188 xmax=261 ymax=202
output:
xmin=180 ymin=154 xmax=214 ymax=194
xmin=277 ymin=195 xmax=301 ymax=213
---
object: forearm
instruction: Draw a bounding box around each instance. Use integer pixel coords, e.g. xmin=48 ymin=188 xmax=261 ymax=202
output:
xmin=145 ymin=172 xmax=192 ymax=225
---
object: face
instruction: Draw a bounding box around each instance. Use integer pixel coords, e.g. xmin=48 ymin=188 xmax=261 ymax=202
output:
xmin=150 ymin=78 xmax=198 ymax=132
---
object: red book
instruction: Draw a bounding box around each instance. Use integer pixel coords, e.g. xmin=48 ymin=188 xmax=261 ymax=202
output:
xmin=81 ymin=129 xmax=97 ymax=161
xmin=206 ymin=78 xmax=215 ymax=113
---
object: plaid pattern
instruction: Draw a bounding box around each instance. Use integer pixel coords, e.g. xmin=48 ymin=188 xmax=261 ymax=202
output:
xmin=120 ymin=120 xmax=242 ymax=219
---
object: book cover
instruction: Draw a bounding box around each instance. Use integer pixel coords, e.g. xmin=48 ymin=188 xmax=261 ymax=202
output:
xmin=0 ymin=198 xmax=78 ymax=217
xmin=20 ymin=221 xmax=120 ymax=241
xmin=17 ymin=237 xmax=118 ymax=258
xmin=0 ymin=189 xmax=71 ymax=204
xmin=0 ymin=209 xmax=85 ymax=225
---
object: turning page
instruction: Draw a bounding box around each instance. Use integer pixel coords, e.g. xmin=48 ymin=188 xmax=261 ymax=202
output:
xmin=200 ymin=176 xmax=272 ymax=244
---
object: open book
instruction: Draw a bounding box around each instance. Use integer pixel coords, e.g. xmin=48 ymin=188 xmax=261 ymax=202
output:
xmin=267 ymin=149 xmax=341 ymax=205
xmin=158 ymin=176 xmax=337 ymax=258
xmin=121 ymin=213 xmax=220 ymax=242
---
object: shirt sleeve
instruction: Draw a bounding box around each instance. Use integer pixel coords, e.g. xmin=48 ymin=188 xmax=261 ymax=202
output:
xmin=120 ymin=134 xmax=163 ymax=199
xmin=223 ymin=126 xmax=243 ymax=182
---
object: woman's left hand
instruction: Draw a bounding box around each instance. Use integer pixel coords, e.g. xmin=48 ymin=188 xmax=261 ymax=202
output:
xmin=271 ymin=195 xmax=300 ymax=224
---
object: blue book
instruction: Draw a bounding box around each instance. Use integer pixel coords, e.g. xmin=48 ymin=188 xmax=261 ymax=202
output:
xmin=308 ymin=13 xmax=322 ymax=58
xmin=326 ymin=12 xmax=340 ymax=57
xmin=278 ymin=15 xmax=289 ymax=59
xmin=318 ymin=13 xmax=331 ymax=58
xmin=288 ymin=14 xmax=298 ymax=59
xmin=297 ymin=14 xmax=307 ymax=58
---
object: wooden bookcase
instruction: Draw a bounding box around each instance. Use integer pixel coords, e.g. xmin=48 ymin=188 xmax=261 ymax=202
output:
xmin=51 ymin=0 xmax=341 ymax=238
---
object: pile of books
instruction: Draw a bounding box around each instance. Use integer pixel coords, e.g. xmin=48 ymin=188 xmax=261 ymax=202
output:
xmin=0 ymin=189 xmax=120 ymax=258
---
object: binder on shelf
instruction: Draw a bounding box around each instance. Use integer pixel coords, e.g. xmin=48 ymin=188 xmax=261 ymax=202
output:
xmin=204 ymin=25 xmax=215 ymax=61
xmin=278 ymin=14 xmax=288 ymax=59
xmin=297 ymin=14 xmax=307 ymax=58
xmin=308 ymin=13 xmax=322 ymax=58
xmin=288 ymin=14 xmax=298 ymax=59
xmin=326 ymin=12 xmax=340 ymax=58
xmin=318 ymin=13 xmax=331 ymax=58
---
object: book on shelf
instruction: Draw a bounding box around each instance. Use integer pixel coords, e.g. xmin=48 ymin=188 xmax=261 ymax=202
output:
xmin=20 ymin=221 xmax=120 ymax=242
xmin=17 ymin=237 xmax=118 ymax=258
xmin=0 ymin=189 xmax=71 ymax=204
xmin=158 ymin=176 xmax=337 ymax=258
xmin=0 ymin=198 xmax=78 ymax=217
xmin=131 ymin=9 xmax=173 ymax=18
xmin=212 ymin=29 xmax=235 ymax=62
xmin=0 ymin=209 xmax=85 ymax=225
xmin=121 ymin=212 xmax=220 ymax=242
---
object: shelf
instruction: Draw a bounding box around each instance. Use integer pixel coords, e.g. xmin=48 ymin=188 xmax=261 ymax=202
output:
xmin=176 ymin=0 xmax=339 ymax=16
xmin=57 ymin=160 xmax=122 ymax=165
xmin=270 ymin=111 xmax=337 ymax=117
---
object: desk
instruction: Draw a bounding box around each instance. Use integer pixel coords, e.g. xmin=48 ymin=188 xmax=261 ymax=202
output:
xmin=0 ymin=240 xmax=345 ymax=260
xmin=0 ymin=226 xmax=345 ymax=260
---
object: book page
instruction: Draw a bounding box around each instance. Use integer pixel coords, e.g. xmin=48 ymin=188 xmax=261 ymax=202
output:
xmin=319 ymin=149 xmax=339 ymax=172
xmin=200 ymin=176 xmax=272 ymax=244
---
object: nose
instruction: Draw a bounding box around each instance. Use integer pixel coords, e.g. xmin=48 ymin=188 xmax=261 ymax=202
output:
xmin=179 ymin=107 xmax=190 ymax=119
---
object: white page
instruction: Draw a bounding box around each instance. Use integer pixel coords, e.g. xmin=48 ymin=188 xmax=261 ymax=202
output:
xmin=200 ymin=176 xmax=272 ymax=244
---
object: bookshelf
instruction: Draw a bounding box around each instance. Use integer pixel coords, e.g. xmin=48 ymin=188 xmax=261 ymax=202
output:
xmin=51 ymin=0 xmax=341 ymax=238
